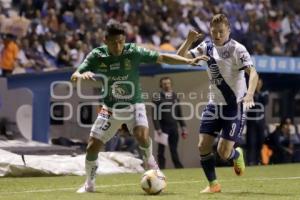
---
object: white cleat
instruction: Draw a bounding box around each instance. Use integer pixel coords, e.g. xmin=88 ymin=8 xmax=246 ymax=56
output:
xmin=146 ymin=155 xmax=159 ymax=170
xmin=76 ymin=182 xmax=95 ymax=193
xmin=156 ymin=169 xmax=166 ymax=179
xmin=145 ymin=156 xmax=165 ymax=178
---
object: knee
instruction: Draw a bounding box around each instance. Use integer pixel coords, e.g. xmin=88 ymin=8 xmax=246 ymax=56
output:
xmin=198 ymin=141 xmax=212 ymax=155
xmin=217 ymin=145 xmax=232 ymax=160
xmin=134 ymin=127 xmax=148 ymax=145
xmin=86 ymin=138 xmax=102 ymax=154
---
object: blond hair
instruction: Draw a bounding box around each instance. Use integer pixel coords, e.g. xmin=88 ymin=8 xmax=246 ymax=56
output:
xmin=210 ymin=14 xmax=230 ymax=28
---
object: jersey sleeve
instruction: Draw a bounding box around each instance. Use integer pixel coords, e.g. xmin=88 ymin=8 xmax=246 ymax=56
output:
xmin=77 ymin=51 xmax=99 ymax=73
xmin=189 ymin=41 xmax=206 ymax=58
xmin=235 ymin=44 xmax=254 ymax=70
xmin=134 ymin=45 xmax=159 ymax=63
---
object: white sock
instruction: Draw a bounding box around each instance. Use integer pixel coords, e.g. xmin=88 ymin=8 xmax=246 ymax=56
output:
xmin=85 ymin=159 xmax=98 ymax=185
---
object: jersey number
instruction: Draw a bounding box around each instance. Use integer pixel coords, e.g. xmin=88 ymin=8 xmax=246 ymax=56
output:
xmin=229 ymin=123 xmax=236 ymax=137
xmin=101 ymin=122 xmax=111 ymax=131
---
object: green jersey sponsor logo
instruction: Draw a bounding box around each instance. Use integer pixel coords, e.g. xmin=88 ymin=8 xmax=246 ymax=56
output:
xmin=110 ymin=63 xmax=120 ymax=70
xmin=124 ymin=59 xmax=131 ymax=70
xmin=111 ymin=81 xmax=134 ymax=100
xmin=110 ymin=75 xmax=129 ymax=81
xmin=100 ymin=63 xmax=107 ymax=68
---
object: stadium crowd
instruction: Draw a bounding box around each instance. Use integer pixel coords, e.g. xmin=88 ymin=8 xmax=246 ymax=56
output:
xmin=0 ymin=0 xmax=300 ymax=75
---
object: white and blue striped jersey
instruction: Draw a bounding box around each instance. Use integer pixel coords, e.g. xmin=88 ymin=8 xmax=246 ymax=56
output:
xmin=189 ymin=39 xmax=254 ymax=105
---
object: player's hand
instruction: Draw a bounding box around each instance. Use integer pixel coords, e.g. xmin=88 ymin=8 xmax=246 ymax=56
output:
xmin=189 ymin=55 xmax=210 ymax=66
xmin=70 ymin=72 xmax=80 ymax=81
xmin=71 ymin=71 xmax=96 ymax=81
xmin=81 ymin=71 xmax=96 ymax=81
xmin=187 ymin=30 xmax=203 ymax=43
xmin=243 ymin=93 xmax=255 ymax=110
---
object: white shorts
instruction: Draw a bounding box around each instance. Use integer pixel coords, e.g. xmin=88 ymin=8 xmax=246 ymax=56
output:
xmin=90 ymin=103 xmax=149 ymax=143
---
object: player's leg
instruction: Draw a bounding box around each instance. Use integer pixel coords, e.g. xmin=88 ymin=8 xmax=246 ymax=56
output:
xmin=218 ymin=103 xmax=246 ymax=176
xmin=77 ymin=136 xmax=103 ymax=193
xmin=134 ymin=125 xmax=161 ymax=170
xmin=217 ymin=138 xmax=245 ymax=175
xmin=199 ymin=133 xmax=221 ymax=193
xmin=131 ymin=103 xmax=160 ymax=170
xmin=77 ymin=106 xmax=122 ymax=193
xmin=199 ymin=104 xmax=221 ymax=193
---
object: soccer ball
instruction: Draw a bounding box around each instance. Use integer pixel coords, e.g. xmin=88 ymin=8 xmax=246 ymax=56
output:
xmin=140 ymin=169 xmax=166 ymax=195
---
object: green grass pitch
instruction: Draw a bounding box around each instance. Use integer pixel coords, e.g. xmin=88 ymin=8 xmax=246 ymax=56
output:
xmin=0 ymin=164 xmax=299 ymax=200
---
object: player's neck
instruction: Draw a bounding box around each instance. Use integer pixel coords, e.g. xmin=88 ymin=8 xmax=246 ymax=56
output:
xmin=214 ymin=38 xmax=231 ymax=47
xmin=108 ymin=47 xmax=125 ymax=56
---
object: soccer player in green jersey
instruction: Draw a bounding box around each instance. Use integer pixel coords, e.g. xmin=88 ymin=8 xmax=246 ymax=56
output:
xmin=71 ymin=19 xmax=207 ymax=193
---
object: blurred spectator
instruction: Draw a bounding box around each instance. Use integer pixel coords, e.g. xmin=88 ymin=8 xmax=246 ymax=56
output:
xmin=19 ymin=0 xmax=40 ymax=19
xmin=246 ymin=78 xmax=269 ymax=165
xmin=159 ymin=36 xmax=176 ymax=51
xmin=43 ymin=32 xmax=60 ymax=58
xmin=263 ymin=121 xmax=294 ymax=164
xmin=0 ymin=0 xmax=299 ymax=75
xmin=70 ymin=40 xmax=85 ymax=67
xmin=0 ymin=34 xmax=19 ymax=76
xmin=13 ymin=38 xmax=35 ymax=74
xmin=169 ymin=29 xmax=184 ymax=48
xmin=177 ymin=17 xmax=194 ymax=38
xmin=45 ymin=8 xmax=59 ymax=32
xmin=35 ymin=17 xmax=50 ymax=35
xmin=283 ymin=117 xmax=300 ymax=145
xmin=25 ymin=38 xmax=55 ymax=71
xmin=57 ymin=43 xmax=71 ymax=67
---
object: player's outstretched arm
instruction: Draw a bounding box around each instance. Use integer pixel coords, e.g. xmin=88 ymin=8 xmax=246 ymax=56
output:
xmin=70 ymin=70 xmax=96 ymax=81
xmin=157 ymin=53 xmax=209 ymax=66
xmin=243 ymin=67 xmax=259 ymax=109
xmin=177 ymin=30 xmax=203 ymax=58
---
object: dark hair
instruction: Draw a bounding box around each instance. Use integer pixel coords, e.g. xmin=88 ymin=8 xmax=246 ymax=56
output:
xmin=105 ymin=19 xmax=126 ymax=37
xmin=210 ymin=14 xmax=230 ymax=28
xmin=159 ymin=77 xmax=172 ymax=88
xmin=2 ymin=33 xmax=17 ymax=41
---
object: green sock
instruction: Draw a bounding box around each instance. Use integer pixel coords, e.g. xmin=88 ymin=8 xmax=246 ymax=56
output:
xmin=86 ymin=153 xmax=98 ymax=161
xmin=209 ymin=180 xmax=218 ymax=186
xmin=139 ymin=138 xmax=152 ymax=161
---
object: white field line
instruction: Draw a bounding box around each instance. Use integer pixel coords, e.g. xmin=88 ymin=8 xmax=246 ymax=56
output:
xmin=1 ymin=176 xmax=300 ymax=195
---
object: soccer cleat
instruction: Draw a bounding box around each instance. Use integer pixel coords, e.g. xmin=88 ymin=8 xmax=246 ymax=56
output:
xmin=200 ymin=183 xmax=221 ymax=193
xmin=233 ymin=147 xmax=245 ymax=176
xmin=145 ymin=155 xmax=159 ymax=170
xmin=143 ymin=156 xmax=166 ymax=179
xmin=76 ymin=182 xmax=95 ymax=193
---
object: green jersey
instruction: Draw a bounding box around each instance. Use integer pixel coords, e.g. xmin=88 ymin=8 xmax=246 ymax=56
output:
xmin=78 ymin=43 xmax=159 ymax=108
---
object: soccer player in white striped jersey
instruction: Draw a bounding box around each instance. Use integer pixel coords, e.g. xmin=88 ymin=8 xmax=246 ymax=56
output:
xmin=177 ymin=14 xmax=259 ymax=193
